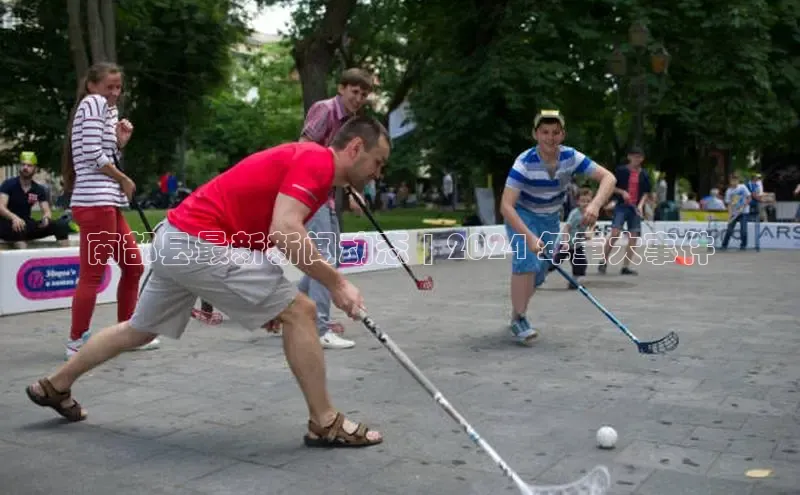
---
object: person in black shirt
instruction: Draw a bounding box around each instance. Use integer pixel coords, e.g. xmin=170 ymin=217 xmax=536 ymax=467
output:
xmin=0 ymin=152 xmax=71 ymax=248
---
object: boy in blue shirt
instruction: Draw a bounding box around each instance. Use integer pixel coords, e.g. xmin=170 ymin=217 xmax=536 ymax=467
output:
xmin=500 ymin=110 xmax=616 ymax=345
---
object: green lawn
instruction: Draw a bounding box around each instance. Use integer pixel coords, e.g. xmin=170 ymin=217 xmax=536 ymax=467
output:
xmin=45 ymin=206 xmax=469 ymax=234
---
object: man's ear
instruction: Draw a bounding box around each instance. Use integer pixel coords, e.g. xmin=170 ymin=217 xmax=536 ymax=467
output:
xmin=347 ymin=136 xmax=363 ymax=158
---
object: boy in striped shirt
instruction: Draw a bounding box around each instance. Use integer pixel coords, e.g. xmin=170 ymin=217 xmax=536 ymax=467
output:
xmin=500 ymin=110 xmax=616 ymax=345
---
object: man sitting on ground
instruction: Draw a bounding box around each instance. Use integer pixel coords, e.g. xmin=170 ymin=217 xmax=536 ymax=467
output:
xmin=0 ymin=152 xmax=71 ymax=248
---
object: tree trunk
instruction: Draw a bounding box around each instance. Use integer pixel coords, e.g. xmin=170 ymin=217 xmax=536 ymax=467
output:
xmin=295 ymin=46 xmax=334 ymax=114
xmin=100 ymin=0 xmax=116 ymax=62
xmin=293 ymin=0 xmax=358 ymax=113
xmin=67 ymin=0 xmax=89 ymax=84
xmin=86 ymin=0 xmax=107 ymax=63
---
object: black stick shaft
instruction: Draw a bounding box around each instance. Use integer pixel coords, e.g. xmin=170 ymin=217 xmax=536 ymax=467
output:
xmin=345 ymin=187 xmax=422 ymax=283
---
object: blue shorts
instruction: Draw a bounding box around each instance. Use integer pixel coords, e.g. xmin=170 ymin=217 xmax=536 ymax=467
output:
xmin=611 ymin=204 xmax=641 ymax=233
xmin=505 ymin=206 xmax=561 ymax=284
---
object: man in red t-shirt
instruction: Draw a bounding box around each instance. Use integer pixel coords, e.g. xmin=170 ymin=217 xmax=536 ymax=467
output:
xmin=25 ymin=116 xmax=390 ymax=448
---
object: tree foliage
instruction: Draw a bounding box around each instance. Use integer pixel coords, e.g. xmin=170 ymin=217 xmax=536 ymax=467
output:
xmin=186 ymin=41 xmax=304 ymax=185
xmin=0 ymin=0 xmax=248 ymax=187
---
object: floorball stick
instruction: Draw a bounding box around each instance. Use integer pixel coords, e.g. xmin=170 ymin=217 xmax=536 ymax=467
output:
xmin=547 ymin=254 xmax=679 ymax=354
xmin=356 ymin=310 xmax=611 ymax=494
xmin=345 ymin=186 xmax=433 ymax=290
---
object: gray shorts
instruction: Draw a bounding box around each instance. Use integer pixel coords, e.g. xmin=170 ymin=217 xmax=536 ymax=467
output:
xmin=129 ymin=220 xmax=297 ymax=339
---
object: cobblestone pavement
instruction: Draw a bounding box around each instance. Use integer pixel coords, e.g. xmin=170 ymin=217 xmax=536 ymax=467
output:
xmin=1 ymin=250 xmax=798 ymax=494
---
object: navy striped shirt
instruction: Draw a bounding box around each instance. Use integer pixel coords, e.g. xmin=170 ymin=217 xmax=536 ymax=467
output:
xmin=69 ymin=94 xmax=128 ymax=208
xmin=505 ymin=146 xmax=598 ymax=215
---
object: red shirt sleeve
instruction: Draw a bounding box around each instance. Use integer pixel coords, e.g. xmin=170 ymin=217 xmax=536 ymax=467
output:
xmin=278 ymin=148 xmax=335 ymax=210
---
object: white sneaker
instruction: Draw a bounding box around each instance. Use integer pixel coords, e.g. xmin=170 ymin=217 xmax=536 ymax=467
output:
xmin=320 ymin=330 xmax=355 ymax=349
xmin=65 ymin=331 xmax=160 ymax=360
xmin=126 ymin=337 xmax=161 ymax=352
xmin=65 ymin=331 xmax=92 ymax=360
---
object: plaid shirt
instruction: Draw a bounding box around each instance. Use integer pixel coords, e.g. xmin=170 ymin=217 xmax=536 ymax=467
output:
xmin=301 ymin=95 xmax=350 ymax=207
xmin=301 ymin=95 xmax=349 ymax=147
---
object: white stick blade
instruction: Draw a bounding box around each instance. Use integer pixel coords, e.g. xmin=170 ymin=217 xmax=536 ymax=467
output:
xmin=526 ymin=465 xmax=611 ymax=495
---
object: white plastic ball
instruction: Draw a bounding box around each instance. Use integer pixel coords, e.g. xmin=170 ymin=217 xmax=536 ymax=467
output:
xmin=596 ymin=426 xmax=617 ymax=449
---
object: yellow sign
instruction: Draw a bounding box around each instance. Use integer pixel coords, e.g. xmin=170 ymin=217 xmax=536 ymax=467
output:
xmin=422 ymin=218 xmax=458 ymax=226
xmin=745 ymin=469 xmax=772 ymax=478
xmin=679 ymin=209 xmax=728 ymax=222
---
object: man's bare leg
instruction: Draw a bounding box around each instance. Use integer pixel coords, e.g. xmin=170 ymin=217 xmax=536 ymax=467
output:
xmin=27 ymin=322 xmax=158 ymax=416
xmin=278 ymin=293 xmax=381 ymax=443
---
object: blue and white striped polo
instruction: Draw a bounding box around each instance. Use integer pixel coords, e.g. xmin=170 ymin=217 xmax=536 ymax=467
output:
xmin=505 ymin=145 xmax=598 ymax=215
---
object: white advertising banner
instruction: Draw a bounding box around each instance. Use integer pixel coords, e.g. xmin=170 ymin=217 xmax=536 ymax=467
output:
xmin=0 ymin=247 xmax=126 ymax=316
xmin=0 ymin=222 xmax=797 ymax=317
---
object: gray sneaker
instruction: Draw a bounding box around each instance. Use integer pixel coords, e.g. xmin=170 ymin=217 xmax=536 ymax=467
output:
xmin=510 ymin=316 xmax=538 ymax=346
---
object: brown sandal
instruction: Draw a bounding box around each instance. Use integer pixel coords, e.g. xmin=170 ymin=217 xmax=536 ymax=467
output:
xmin=303 ymin=412 xmax=382 ymax=448
xmin=25 ymin=378 xmax=87 ymax=422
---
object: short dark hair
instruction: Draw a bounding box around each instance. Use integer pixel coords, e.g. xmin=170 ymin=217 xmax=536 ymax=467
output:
xmin=329 ymin=115 xmax=390 ymax=151
xmin=579 ymin=187 xmax=593 ymax=198
xmin=339 ymin=68 xmax=373 ymax=91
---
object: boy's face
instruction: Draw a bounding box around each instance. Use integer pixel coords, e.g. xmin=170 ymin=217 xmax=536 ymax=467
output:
xmin=338 ymin=84 xmax=370 ymax=114
xmin=628 ymin=152 xmax=644 ymax=168
xmin=730 ymin=176 xmax=739 ymax=186
xmin=578 ymin=194 xmax=591 ymax=209
xmin=533 ymin=123 xmax=564 ymax=152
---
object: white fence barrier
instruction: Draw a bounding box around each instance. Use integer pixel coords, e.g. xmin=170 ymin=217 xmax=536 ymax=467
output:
xmin=1 ymin=221 xmax=797 ymax=316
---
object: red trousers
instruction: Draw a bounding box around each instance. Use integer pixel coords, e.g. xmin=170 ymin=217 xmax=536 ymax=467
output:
xmin=70 ymin=206 xmax=144 ymax=340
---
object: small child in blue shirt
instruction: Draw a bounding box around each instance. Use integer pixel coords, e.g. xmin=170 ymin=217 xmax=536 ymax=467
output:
xmin=500 ymin=110 xmax=617 ymax=345
xmin=553 ymin=187 xmax=594 ymax=288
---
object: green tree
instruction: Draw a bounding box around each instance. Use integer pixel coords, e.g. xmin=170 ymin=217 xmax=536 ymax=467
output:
xmin=187 ymin=41 xmax=304 ymax=184
xmin=0 ymin=0 xmax=248 ymax=187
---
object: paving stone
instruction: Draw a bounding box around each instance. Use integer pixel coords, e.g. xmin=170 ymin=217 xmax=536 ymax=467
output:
xmin=613 ymin=440 xmax=720 ymax=475
xmin=634 ymin=469 xmax=753 ymax=495
xmin=1 ymin=252 xmax=798 ymax=494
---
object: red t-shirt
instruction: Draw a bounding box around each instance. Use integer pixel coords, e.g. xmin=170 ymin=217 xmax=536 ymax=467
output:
xmin=166 ymin=142 xmax=335 ymax=251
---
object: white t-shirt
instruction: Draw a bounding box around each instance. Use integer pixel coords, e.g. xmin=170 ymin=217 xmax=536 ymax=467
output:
xmin=725 ymin=184 xmax=751 ymax=217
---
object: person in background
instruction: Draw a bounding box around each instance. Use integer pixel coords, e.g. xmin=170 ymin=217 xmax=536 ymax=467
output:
xmin=159 ymin=171 xmax=170 ymax=204
xmin=555 ymin=187 xmax=593 ymax=289
xmin=746 ymin=172 xmax=764 ymax=221
xmin=702 ymin=188 xmax=726 ymax=210
xmin=599 ymin=146 xmax=651 ymax=276
xmin=682 ymin=192 xmax=700 ymax=210
xmin=266 ymin=68 xmax=373 ymax=350
xmin=794 ymin=183 xmax=800 ymax=221
xmin=721 ymin=172 xmax=751 ymax=250
xmin=62 ymin=62 xmax=159 ymax=359
xmin=363 ymin=179 xmax=376 ymax=209
xmin=442 ymin=172 xmax=454 ymax=210
xmin=0 ymin=152 xmax=72 ymax=248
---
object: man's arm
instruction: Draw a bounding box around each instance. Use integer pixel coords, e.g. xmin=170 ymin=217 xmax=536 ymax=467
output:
xmin=0 ymin=192 xmax=19 ymax=222
xmin=39 ymin=201 xmax=53 ymax=223
xmin=269 ymin=194 xmax=343 ymax=290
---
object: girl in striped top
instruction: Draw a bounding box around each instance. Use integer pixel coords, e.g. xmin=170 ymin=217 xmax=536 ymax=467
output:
xmin=61 ymin=62 xmax=159 ymax=358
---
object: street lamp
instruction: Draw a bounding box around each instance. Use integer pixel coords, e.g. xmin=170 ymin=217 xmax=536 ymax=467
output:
xmin=629 ymin=21 xmax=649 ymax=47
xmin=608 ymin=21 xmax=670 ymax=149
xmin=650 ymin=45 xmax=671 ymax=74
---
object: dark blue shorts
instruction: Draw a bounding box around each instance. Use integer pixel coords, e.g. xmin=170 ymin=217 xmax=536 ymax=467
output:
xmin=611 ymin=204 xmax=641 ymax=233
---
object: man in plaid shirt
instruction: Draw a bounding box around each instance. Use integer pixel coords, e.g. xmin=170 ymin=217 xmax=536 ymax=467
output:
xmin=269 ymin=68 xmax=374 ymax=349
